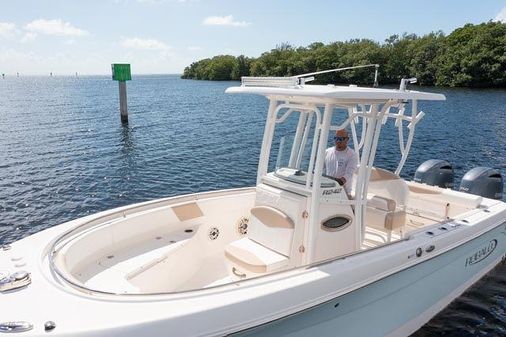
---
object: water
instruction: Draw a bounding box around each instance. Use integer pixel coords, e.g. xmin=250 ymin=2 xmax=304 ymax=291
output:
xmin=0 ymin=75 xmax=505 ymax=335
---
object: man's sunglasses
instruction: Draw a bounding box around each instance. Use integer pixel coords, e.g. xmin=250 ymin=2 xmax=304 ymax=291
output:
xmin=334 ymin=136 xmax=348 ymax=142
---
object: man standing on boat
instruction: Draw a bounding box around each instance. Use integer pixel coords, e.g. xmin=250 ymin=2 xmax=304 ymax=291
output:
xmin=324 ymin=129 xmax=359 ymax=194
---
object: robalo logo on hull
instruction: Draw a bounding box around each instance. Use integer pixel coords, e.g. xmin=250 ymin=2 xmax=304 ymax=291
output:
xmin=465 ymin=239 xmax=497 ymax=267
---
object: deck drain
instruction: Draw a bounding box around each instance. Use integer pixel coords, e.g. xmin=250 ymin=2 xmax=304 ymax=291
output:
xmin=208 ymin=227 xmax=220 ymax=240
xmin=237 ymin=216 xmax=249 ymax=235
xmin=107 ymin=255 xmax=114 ymax=259
xmin=184 ymin=229 xmax=193 ymax=233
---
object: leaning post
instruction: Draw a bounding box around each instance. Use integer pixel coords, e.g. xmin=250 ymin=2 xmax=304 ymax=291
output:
xmin=111 ymin=64 xmax=132 ymax=124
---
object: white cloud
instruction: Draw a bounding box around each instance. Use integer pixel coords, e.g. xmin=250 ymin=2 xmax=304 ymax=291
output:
xmin=0 ymin=22 xmax=16 ymax=37
xmin=0 ymin=48 xmax=44 ymax=71
xmin=121 ymin=37 xmax=170 ymax=50
xmin=20 ymin=32 xmax=37 ymax=43
xmin=495 ymin=6 xmax=506 ymax=23
xmin=203 ymin=15 xmax=250 ymax=27
xmin=0 ymin=45 xmax=186 ymax=75
xmin=25 ymin=19 xmax=88 ymax=37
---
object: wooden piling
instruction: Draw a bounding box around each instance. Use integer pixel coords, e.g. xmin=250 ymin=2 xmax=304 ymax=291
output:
xmin=119 ymin=81 xmax=128 ymax=124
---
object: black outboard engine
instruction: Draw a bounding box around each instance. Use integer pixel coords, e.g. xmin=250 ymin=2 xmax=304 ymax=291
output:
xmin=459 ymin=167 xmax=503 ymax=200
xmin=414 ymin=159 xmax=454 ymax=188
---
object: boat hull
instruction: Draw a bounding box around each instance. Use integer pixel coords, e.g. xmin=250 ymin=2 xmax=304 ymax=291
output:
xmin=231 ymin=221 xmax=506 ymax=337
xmin=2 ymin=187 xmax=505 ymax=337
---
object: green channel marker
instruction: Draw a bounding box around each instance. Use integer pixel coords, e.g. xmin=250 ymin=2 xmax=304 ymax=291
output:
xmin=111 ymin=64 xmax=131 ymax=124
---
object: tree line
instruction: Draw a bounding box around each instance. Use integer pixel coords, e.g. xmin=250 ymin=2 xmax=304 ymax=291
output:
xmin=181 ymin=22 xmax=506 ymax=87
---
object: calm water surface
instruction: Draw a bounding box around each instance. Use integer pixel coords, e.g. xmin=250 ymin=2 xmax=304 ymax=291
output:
xmin=0 ymin=75 xmax=505 ymax=336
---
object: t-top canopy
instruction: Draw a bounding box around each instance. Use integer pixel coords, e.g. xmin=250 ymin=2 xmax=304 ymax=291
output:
xmin=225 ymin=80 xmax=446 ymax=102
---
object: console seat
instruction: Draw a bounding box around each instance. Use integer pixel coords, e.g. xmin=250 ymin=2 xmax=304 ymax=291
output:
xmin=225 ymin=238 xmax=288 ymax=275
xmin=351 ymin=168 xmax=409 ymax=242
xmin=224 ymin=205 xmax=294 ymax=278
xmin=365 ymin=194 xmax=406 ymax=241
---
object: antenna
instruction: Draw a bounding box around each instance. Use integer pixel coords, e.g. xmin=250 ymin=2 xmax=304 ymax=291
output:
xmin=373 ymin=64 xmax=379 ymax=88
xmin=296 ymin=64 xmax=380 ymax=87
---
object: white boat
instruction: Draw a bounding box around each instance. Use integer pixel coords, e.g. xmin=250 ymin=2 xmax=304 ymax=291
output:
xmin=1 ymin=69 xmax=505 ymax=336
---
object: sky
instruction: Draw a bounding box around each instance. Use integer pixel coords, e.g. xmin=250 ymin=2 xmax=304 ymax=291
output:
xmin=0 ymin=0 xmax=505 ymax=75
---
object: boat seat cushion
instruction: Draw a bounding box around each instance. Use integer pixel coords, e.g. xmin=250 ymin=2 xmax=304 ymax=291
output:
xmin=365 ymin=194 xmax=405 ymax=231
xmin=365 ymin=207 xmax=405 ymax=231
xmin=248 ymin=205 xmax=295 ymax=256
xmin=367 ymin=194 xmax=396 ymax=212
xmin=351 ymin=167 xmax=410 ymax=209
xmin=251 ymin=206 xmax=295 ymax=228
xmin=225 ymin=238 xmax=288 ymax=274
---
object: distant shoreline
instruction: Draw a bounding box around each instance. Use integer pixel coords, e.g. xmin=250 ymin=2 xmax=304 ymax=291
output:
xmin=181 ymin=22 xmax=506 ymax=88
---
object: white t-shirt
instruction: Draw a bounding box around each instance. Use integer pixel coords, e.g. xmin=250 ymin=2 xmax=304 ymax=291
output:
xmin=324 ymin=147 xmax=359 ymax=193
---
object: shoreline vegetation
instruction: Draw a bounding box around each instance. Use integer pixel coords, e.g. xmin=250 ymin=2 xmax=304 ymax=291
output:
xmin=181 ymin=22 xmax=506 ymax=88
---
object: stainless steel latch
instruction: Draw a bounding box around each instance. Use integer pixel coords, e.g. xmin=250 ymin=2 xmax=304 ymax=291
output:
xmin=0 ymin=271 xmax=31 ymax=292
xmin=0 ymin=321 xmax=33 ymax=333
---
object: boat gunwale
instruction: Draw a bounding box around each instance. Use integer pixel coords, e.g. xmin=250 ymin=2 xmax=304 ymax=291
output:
xmin=46 ymin=185 xmax=505 ymax=298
